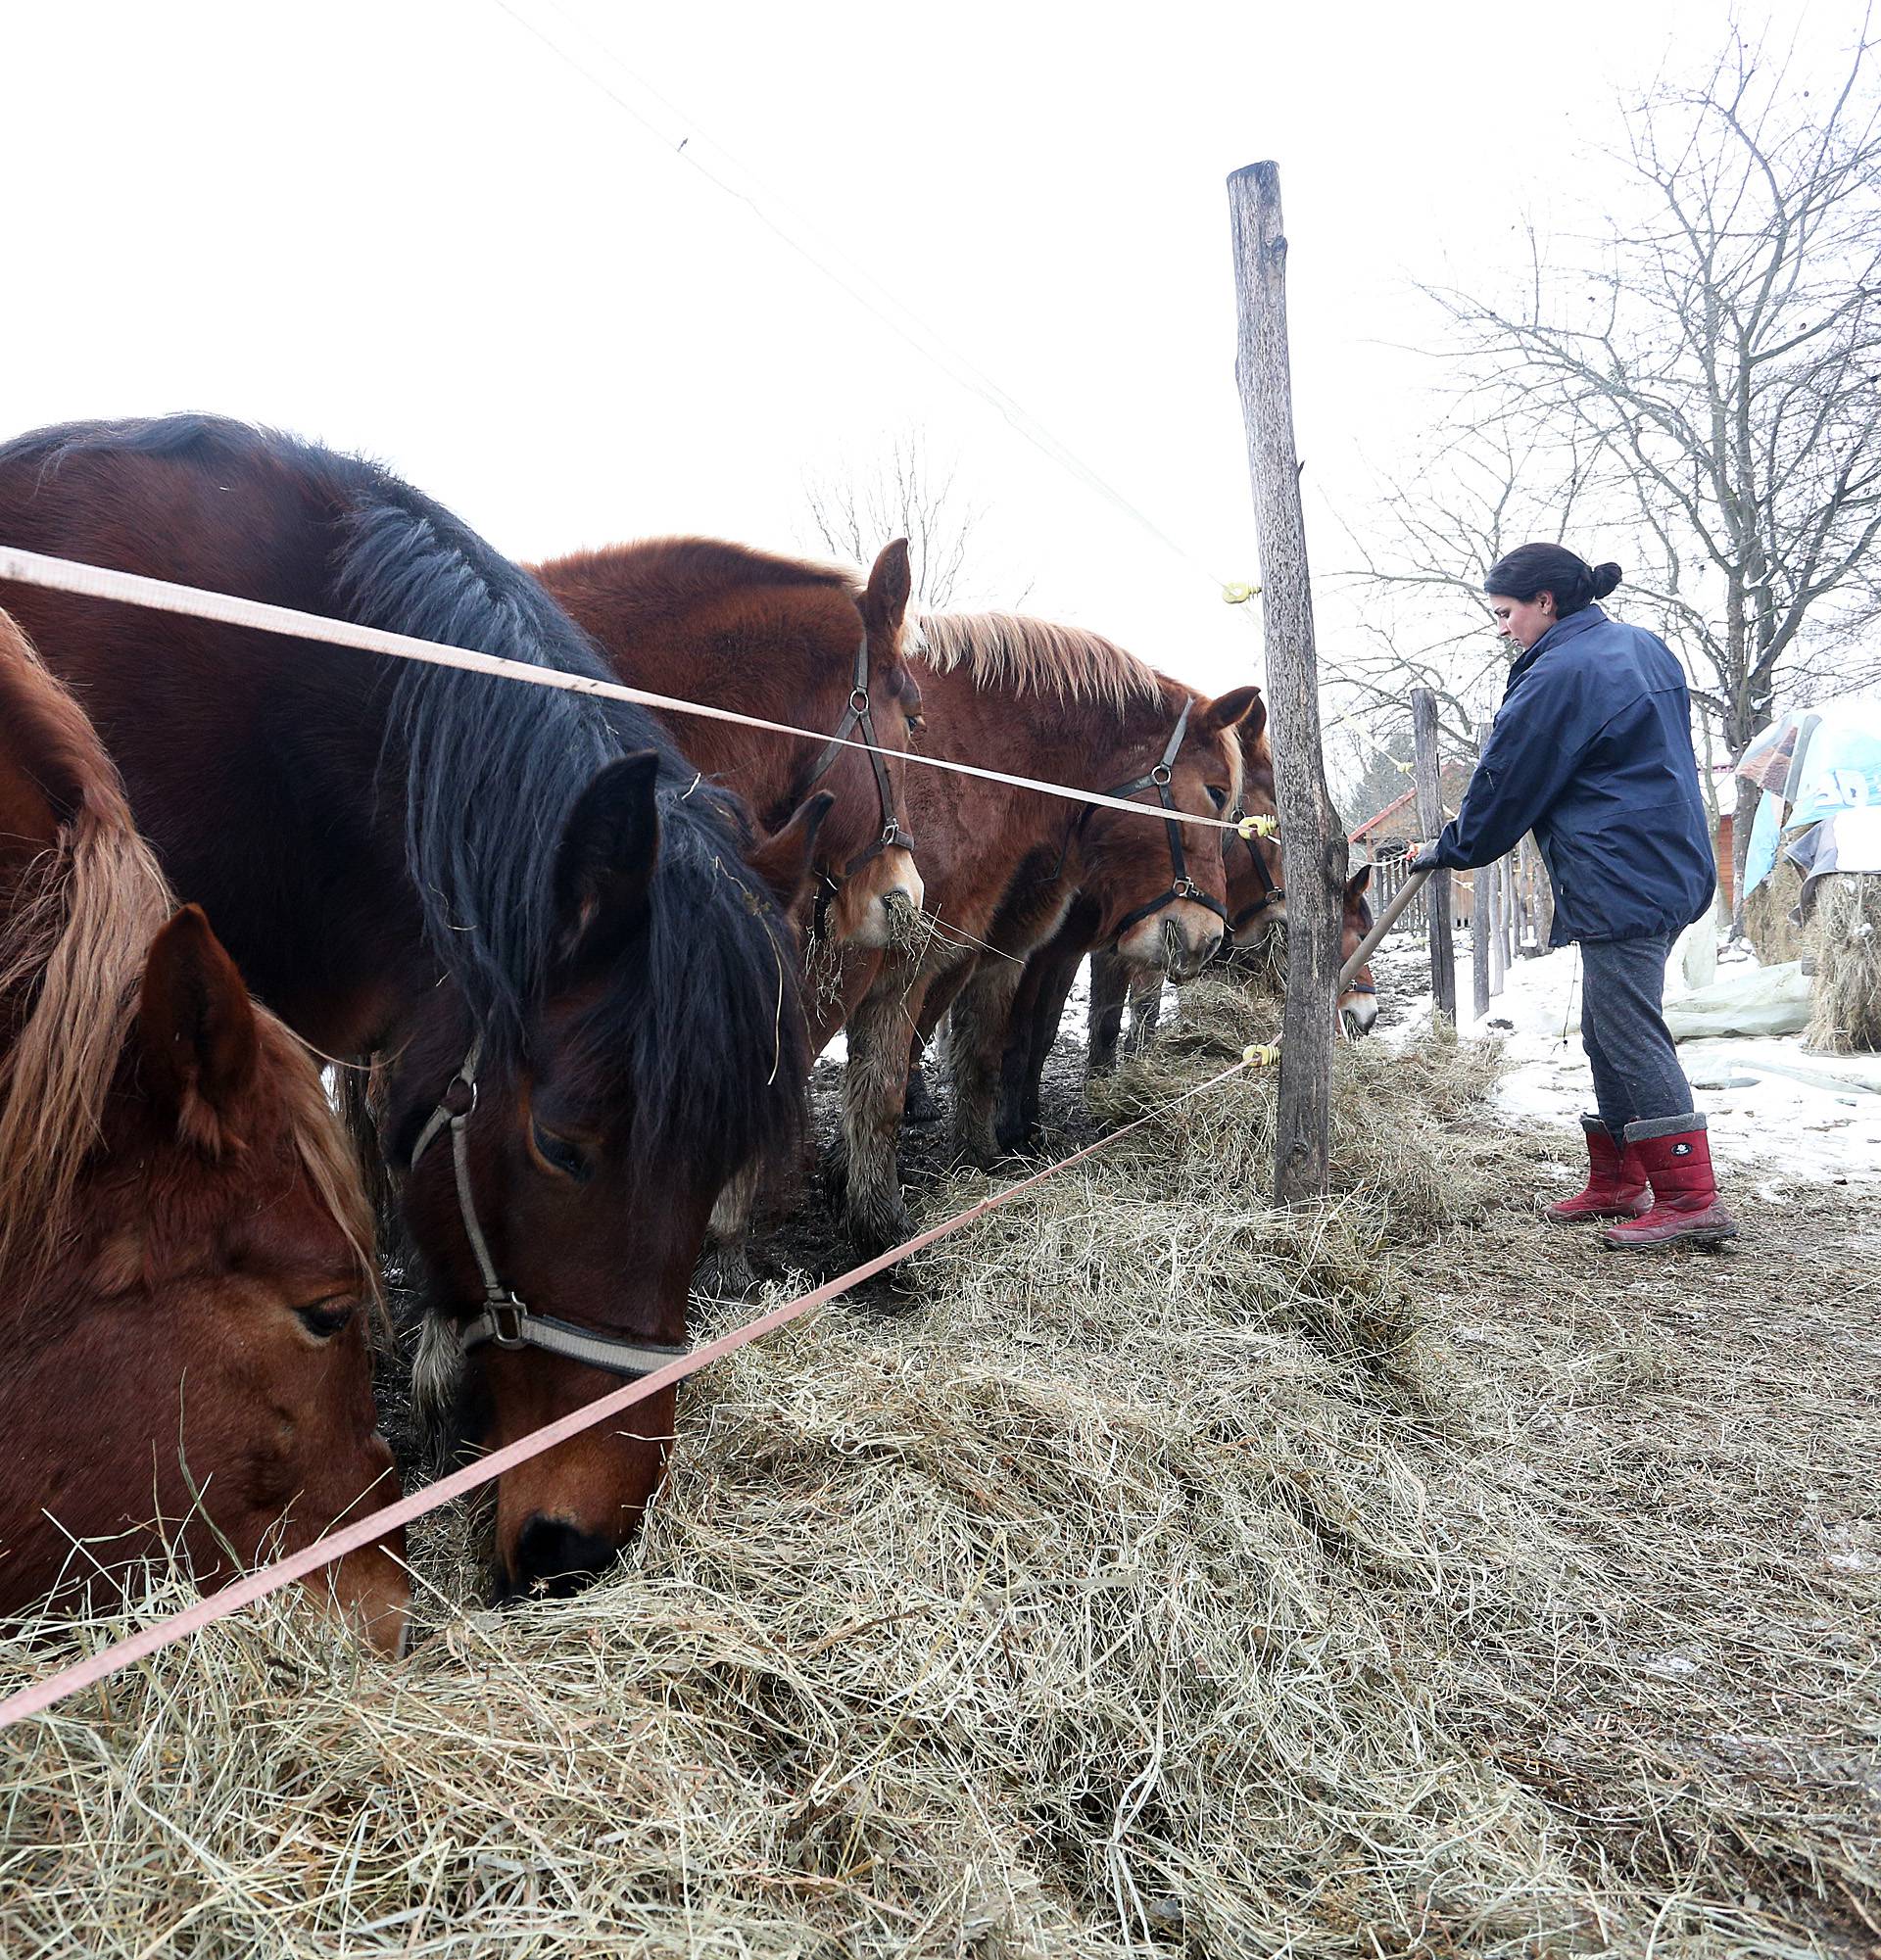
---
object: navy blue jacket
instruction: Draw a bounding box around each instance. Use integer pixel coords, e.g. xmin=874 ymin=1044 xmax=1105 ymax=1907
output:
xmin=1431 ymin=605 xmax=1715 ymax=945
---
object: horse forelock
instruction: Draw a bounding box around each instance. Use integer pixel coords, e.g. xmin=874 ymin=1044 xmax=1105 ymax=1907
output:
xmin=915 ymin=612 xmax=1163 ymax=717
xmin=564 ymin=785 xmax=810 ymax=1181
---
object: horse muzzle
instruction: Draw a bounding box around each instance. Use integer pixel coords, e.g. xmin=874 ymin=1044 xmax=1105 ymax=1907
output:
xmin=1117 ymin=900 xmax=1225 ymax=981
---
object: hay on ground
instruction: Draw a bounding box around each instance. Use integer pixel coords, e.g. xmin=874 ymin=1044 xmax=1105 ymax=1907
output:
xmin=1 ymin=997 xmax=1875 ymax=1957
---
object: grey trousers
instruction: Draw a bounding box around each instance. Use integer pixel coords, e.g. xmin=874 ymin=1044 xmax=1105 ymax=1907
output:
xmin=1578 ymin=933 xmax=1697 ymax=1138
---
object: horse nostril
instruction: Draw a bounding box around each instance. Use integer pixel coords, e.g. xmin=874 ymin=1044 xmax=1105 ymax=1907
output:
xmin=503 ymin=1515 xmax=617 ymax=1602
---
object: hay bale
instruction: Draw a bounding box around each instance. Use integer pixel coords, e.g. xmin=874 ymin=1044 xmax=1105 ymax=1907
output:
xmin=1805 ymin=872 xmax=1881 ymax=1052
xmin=1744 ymin=853 xmax=1812 ymax=965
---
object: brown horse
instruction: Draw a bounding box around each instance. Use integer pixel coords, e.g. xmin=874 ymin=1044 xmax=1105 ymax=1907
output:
xmin=0 ymin=415 xmax=823 ymax=1600
xmin=1337 ymin=865 xmax=1380 ymax=1033
xmin=534 ymin=535 xmax=923 ymax=953
xmin=0 ymin=610 xmax=407 ymax=1646
xmin=841 ymin=612 xmax=1255 ymax=1251
xmin=1034 ymin=691 xmax=1280 ymax=1117
xmin=1224 ymin=692 xmax=1286 ymax=953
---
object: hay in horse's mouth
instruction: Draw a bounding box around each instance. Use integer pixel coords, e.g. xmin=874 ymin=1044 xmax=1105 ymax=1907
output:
xmin=4 ymin=980 xmax=1874 ymax=1956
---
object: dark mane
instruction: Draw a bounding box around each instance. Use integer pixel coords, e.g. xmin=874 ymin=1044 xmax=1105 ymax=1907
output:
xmin=3 ymin=415 xmax=807 ymax=1171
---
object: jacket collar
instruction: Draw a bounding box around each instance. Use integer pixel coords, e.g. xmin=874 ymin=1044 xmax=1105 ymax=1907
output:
xmin=1505 ymin=602 xmax=1608 ymax=692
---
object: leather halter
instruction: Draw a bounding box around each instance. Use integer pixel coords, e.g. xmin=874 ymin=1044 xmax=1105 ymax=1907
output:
xmin=801 ymin=632 xmax=913 ymax=878
xmin=407 ymin=1033 xmax=691 ymax=1381
xmin=1228 ymin=803 xmax=1285 ymax=933
xmin=1070 ymin=699 xmax=1229 ymax=940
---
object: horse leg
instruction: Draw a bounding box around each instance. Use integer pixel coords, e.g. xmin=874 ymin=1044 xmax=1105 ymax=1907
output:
xmin=995 ymin=947 xmax=1053 ymax=1155
xmin=947 ymin=957 xmax=1028 ymax=1171
xmin=1087 ymin=946 xmax=1130 ymax=1077
xmin=843 ymin=965 xmax=925 ymax=1257
xmin=903 ymin=1041 xmax=942 ymax=1124
xmin=1123 ymin=967 xmax=1165 ymax=1058
xmin=1017 ymin=941 xmax=1084 ymax=1147
xmin=696 ymin=1159 xmax=765 ymax=1301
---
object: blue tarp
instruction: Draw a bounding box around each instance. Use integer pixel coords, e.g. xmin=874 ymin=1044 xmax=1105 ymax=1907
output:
xmin=1738 ymin=694 xmax=1881 ymax=896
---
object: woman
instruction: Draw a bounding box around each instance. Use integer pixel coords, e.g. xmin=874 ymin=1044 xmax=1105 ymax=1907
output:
xmin=1411 ymin=545 xmax=1735 ymax=1250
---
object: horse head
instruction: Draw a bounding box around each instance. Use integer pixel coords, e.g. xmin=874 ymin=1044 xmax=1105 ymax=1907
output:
xmin=1076 ymin=682 xmax=1261 ymax=981
xmin=388 ymin=751 xmax=823 ymax=1601
xmin=1226 ymin=693 xmax=1286 ymax=950
xmin=1339 ymin=864 xmax=1379 ymax=1033
xmin=813 ymin=539 xmax=925 ymax=950
xmin=0 ymin=617 xmax=406 ymax=1649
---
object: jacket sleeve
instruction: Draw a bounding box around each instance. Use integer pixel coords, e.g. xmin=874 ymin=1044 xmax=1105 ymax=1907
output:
xmin=1431 ymin=666 xmax=1596 ymax=870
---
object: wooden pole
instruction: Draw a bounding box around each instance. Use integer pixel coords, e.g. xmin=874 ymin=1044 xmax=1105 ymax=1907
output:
xmin=1471 ymin=719 xmax=1492 ymax=1019
xmin=1488 ymin=852 xmax=1507 ymax=998
xmin=1410 ymin=689 xmax=1456 ymax=1025
xmin=1228 ymin=162 xmax=1345 ymax=1204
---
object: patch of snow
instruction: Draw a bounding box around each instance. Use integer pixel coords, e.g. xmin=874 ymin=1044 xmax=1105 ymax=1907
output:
xmin=1383 ymin=937 xmax=1881 ymax=1186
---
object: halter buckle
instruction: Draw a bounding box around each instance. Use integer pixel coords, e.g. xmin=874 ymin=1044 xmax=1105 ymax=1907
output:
xmin=1173 ymin=878 xmax=1201 ymax=901
xmin=442 ymin=1074 xmax=478 ymax=1122
xmin=881 ymin=820 xmax=900 ymax=846
xmin=1150 ymin=762 xmax=1173 ymax=787
xmin=848 ymin=686 xmax=870 ymax=716
xmin=488 ymin=1297 xmax=530 ymax=1348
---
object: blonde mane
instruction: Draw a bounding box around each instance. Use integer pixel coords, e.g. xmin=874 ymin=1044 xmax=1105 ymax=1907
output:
xmin=0 ymin=611 xmax=372 ymax=1287
xmin=914 ymin=611 xmax=1165 ymax=717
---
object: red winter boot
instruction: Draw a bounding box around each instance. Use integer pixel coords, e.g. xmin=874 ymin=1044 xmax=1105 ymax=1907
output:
xmin=1547 ymin=1116 xmax=1651 ymax=1222
xmin=1602 ymin=1121 xmax=1738 ymax=1250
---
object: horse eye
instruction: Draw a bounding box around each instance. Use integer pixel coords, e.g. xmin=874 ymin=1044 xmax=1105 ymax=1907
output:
xmin=295 ymin=1297 xmax=356 ymax=1340
xmin=1207 ymin=785 xmax=1229 ymax=813
xmin=531 ymin=1119 xmax=593 ymax=1184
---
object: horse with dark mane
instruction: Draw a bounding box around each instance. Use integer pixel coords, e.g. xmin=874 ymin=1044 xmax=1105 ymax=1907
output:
xmin=536 ymin=535 xmax=923 ymax=957
xmin=0 ymin=415 xmax=823 ymax=1599
xmin=841 ymin=610 xmax=1254 ymax=1252
xmin=0 ymin=608 xmax=407 ymax=1645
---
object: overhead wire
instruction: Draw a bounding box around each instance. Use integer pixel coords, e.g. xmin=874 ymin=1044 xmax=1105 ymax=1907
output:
xmin=484 ymin=0 xmax=1261 ymax=628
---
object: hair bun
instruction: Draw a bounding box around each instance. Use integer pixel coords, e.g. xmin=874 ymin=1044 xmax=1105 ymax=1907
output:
xmin=1590 ymin=561 xmax=1622 ymax=600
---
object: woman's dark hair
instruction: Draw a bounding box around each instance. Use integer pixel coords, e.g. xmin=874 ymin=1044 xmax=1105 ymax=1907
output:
xmin=1482 ymin=544 xmax=1621 ymax=616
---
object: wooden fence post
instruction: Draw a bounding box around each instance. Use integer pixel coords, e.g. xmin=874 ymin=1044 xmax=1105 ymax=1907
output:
xmin=1228 ymin=161 xmax=1345 ymax=1204
xmin=1488 ymin=852 xmax=1507 ymax=998
xmin=1471 ymin=719 xmax=1492 ymax=1019
xmin=1410 ymin=689 xmax=1456 ymax=1024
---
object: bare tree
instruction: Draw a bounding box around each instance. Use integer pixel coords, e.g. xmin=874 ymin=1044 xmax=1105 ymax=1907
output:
xmin=1331 ymin=419 xmax=1600 ymax=759
xmin=1420 ymin=19 xmax=1881 ymax=921
xmin=803 ymin=429 xmax=985 ymax=609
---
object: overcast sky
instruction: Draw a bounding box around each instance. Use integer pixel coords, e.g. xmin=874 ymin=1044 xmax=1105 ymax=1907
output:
xmin=1 ymin=0 xmax=1844 ymax=729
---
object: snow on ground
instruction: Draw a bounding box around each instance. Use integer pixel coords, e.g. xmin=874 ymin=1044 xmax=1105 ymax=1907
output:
xmin=1385 ymin=937 xmax=1881 ymax=1192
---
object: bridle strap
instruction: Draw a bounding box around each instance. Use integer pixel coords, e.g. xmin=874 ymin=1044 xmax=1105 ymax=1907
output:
xmin=1228 ymin=804 xmax=1284 ymax=932
xmin=802 ymin=632 xmax=913 ymax=877
xmin=1075 ymin=699 xmax=1230 ymax=939
xmin=408 ymin=1032 xmax=690 ymax=1382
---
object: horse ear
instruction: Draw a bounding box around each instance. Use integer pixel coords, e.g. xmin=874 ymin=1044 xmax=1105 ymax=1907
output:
xmin=1345 ymin=864 xmax=1374 ymax=902
xmin=863 ymin=539 xmax=913 ymax=634
xmin=1239 ymin=687 xmax=1269 ymax=744
xmin=1197 ymin=686 xmax=1261 ymax=736
xmin=748 ymin=791 xmax=834 ymax=916
xmin=554 ymin=752 xmax=661 ymax=975
xmin=139 ymin=905 xmax=261 ymax=1149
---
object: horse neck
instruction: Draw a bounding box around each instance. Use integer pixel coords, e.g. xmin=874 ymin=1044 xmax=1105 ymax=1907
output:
xmin=543 ymin=562 xmax=867 ymax=827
